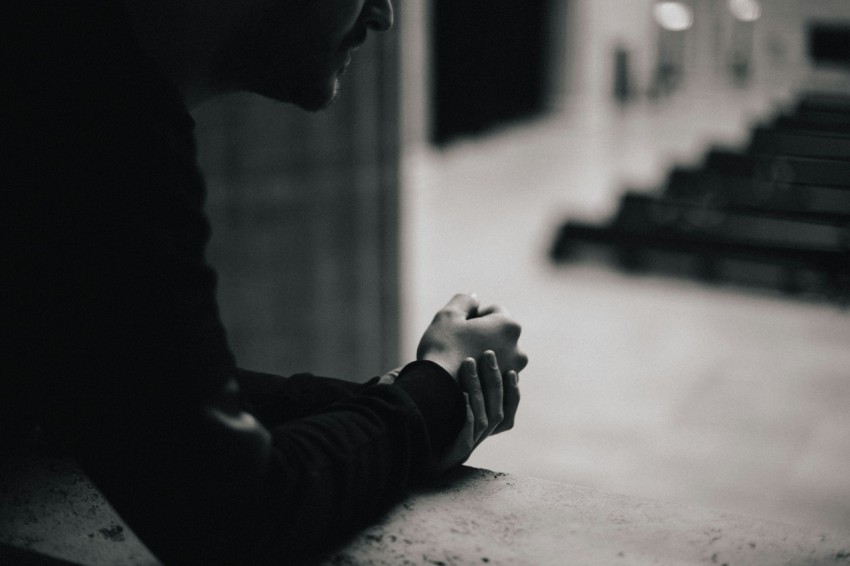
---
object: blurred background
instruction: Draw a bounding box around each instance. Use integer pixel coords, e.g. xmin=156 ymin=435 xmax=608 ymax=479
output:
xmin=193 ymin=0 xmax=850 ymax=532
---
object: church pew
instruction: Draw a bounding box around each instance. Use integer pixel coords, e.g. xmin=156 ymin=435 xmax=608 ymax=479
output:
xmin=796 ymin=92 xmax=850 ymax=114
xmin=664 ymin=168 xmax=850 ymax=217
xmin=703 ymin=149 xmax=850 ymax=187
xmin=551 ymin=93 xmax=850 ymax=300
xmin=770 ymin=114 xmax=850 ymax=136
xmin=551 ymin=215 xmax=848 ymax=297
xmin=747 ymin=127 xmax=850 ymax=161
xmin=613 ymin=193 xmax=848 ymax=250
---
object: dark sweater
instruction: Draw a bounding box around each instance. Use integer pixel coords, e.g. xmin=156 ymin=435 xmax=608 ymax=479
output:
xmin=1 ymin=2 xmax=465 ymax=563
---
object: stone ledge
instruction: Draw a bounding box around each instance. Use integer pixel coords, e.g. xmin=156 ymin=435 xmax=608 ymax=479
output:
xmin=325 ymin=467 xmax=850 ymax=565
xmin=2 ymin=452 xmax=848 ymax=565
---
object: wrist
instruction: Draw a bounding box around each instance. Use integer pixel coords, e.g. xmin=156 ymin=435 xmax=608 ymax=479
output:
xmin=419 ymin=353 xmax=462 ymax=380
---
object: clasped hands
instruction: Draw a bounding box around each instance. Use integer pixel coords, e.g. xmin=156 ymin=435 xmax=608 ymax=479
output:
xmin=382 ymin=293 xmax=528 ymax=473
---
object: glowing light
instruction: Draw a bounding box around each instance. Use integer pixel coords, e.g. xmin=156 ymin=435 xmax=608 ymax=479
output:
xmin=728 ymin=0 xmax=762 ymax=22
xmin=653 ymin=2 xmax=695 ymax=32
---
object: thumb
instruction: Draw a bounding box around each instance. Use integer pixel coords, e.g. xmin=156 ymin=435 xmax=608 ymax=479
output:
xmin=442 ymin=293 xmax=480 ymax=319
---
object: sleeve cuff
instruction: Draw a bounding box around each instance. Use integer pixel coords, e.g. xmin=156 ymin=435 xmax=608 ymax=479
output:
xmin=393 ymin=360 xmax=466 ymax=458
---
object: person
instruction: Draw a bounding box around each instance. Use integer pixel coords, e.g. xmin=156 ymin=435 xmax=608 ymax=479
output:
xmin=1 ymin=0 xmax=528 ymax=564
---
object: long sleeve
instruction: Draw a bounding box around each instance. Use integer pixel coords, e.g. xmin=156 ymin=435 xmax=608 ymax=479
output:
xmin=74 ymin=361 xmax=465 ymax=565
xmin=236 ymin=369 xmax=376 ymax=425
xmin=3 ymin=3 xmax=466 ymax=563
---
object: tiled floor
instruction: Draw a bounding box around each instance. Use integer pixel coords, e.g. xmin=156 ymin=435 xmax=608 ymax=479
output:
xmin=401 ymin=85 xmax=850 ymax=531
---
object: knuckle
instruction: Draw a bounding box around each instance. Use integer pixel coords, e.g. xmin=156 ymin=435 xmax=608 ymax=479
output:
xmin=495 ymin=304 xmax=510 ymax=316
xmin=433 ymin=309 xmax=453 ymax=323
xmin=516 ymin=352 xmax=529 ymax=371
xmin=476 ymin=416 xmax=489 ymax=429
xmin=505 ymin=320 xmax=522 ymax=340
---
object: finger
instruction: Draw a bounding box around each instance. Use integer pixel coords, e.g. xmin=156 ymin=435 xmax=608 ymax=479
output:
xmin=472 ymin=310 xmax=522 ymax=343
xmin=459 ymin=358 xmax=487 ymax=442
xmin=514 ymin=350 xmax=529 ymax=373
xmin=478 ymin=350 xmax=504 ymax=441
xmin=439 ymin=293 xmax=481 ymax=320
xmin=475 ymin=303 xmax=511 ymax=317
xmin=378 ymin=366 xmax=403 ymax=385
xmin=494 ymin=370 xmax=520 ymax=434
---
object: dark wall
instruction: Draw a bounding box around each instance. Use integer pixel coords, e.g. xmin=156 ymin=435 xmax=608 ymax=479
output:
xmin=431 ymin=0 xmax=551 ymax=144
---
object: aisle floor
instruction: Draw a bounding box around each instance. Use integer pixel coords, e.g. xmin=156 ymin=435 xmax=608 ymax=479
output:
xmin=402 ymin=87 xmax=850 ymax=531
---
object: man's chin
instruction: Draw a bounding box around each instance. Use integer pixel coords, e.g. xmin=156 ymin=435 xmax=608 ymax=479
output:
xmin=305 ymin=79 xmax=341 ymax=112
xmin=257 ymin=77 xmax=341 ymax=112
xmin=292 ymin=65 xmax=348 ymax=111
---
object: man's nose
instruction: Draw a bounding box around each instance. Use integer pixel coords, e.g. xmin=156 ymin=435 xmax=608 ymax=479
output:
xmin=363 ymin=0 xmax=393 ymax=32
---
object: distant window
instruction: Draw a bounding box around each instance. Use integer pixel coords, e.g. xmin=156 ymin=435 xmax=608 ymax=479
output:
xmin=431 ymin=0 xmax=549 ymax=144
xmin=808 ymin=23 xmax=850 ymax=68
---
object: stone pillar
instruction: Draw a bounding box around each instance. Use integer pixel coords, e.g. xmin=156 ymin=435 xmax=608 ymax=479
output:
xmin=193 ymin=26 xmax=401 ymax=379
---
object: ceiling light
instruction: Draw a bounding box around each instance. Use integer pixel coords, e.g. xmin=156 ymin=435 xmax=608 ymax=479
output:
xmin=653 ymin=2 xmax=695 ymax=32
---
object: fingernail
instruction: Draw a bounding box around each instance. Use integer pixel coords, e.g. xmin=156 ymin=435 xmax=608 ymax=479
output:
xmin=464 ymin=358 xmax=477 ymax=375
xmin=485 ymin=351 xmax=497 ymax=366
xmin=510 ymin=371 xmax=519 ymax=385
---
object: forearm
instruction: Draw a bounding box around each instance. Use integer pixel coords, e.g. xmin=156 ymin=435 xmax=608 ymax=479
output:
xmin=73 ymin=361 xmax=464 ymax=565
xmin=235 ymin=368 xmax=378 ymax=426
